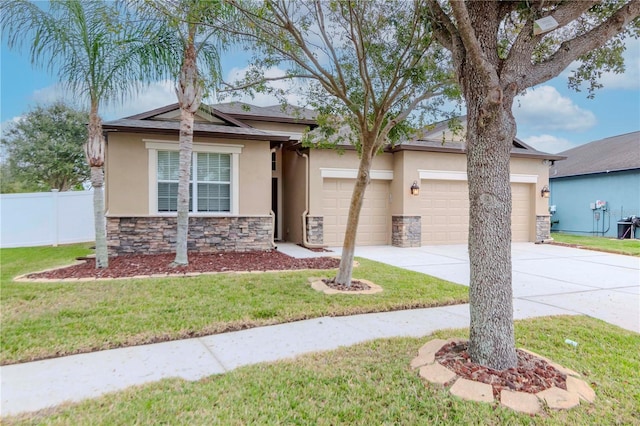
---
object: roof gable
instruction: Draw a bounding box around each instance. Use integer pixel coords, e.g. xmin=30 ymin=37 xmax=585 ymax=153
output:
xmin=550 ymin=131 xmax=640 ymax=178
xmin=123 ymin=103 xmax=250 ymax=128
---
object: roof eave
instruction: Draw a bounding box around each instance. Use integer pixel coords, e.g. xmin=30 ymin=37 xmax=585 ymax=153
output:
xmin=390 ymin=144 xmax=565 ymax=160
xmin=102 ymin=125 xmax=290 ymax=142
xmin=550 ymin=167 xmax=640 ymax=179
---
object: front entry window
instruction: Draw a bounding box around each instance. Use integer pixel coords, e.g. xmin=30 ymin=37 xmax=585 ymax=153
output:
xmin=157 ymin=151 xmax=230 ymax=213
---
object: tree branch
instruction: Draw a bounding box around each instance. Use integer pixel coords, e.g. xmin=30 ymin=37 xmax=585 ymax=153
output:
xmin=523 ymin=0 xmax=640 ymax=88
xmin=425 ymin=0 xmax=455 ymax=51
xmin=450 ymin=0 xmax=497 ymax=84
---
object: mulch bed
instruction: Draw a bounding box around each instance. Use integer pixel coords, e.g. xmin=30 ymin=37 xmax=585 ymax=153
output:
xmin=26 ymin=250 xmax=340 ymax=280
xmin=436 ymin=341 xmax=567 ymax=398
xmin=322 ymin=277 xmax=371 ymax=291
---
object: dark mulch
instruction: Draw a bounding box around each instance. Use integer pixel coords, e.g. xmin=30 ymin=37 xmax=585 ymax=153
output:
xmin=322 ymin=277 xmax=371 ymax=291
xmin=27 ymin=250 xmax=340 ymax=280
xmin=436 ymin=341 xmax=567 ymax=398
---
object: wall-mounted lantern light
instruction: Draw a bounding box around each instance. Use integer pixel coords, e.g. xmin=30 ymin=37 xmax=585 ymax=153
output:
xmin=410 ymin=180 xmax=420 ymax=196
xmin=541 ymin=185 xmax=551 ymax=198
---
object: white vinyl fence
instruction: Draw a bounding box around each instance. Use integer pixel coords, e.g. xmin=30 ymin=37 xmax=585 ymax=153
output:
xmin=1 ymin=190 xmax=95 ymax=248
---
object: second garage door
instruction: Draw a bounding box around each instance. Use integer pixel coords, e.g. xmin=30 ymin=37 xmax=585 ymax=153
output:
xmin=421 ymin=180 xmax=532 ymax=244
xmin=322 ymin=178 xmax=390 ymax=246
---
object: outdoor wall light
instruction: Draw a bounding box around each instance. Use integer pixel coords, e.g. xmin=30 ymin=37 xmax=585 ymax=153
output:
xmin=541 ymin=185 xmax=551 ymax=198
xmin=410 ymin=181 xmax=420 ymax=196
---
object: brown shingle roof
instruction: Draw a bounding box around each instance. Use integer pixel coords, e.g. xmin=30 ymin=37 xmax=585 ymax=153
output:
xmin=550 ymin=131 xmax=640 ymax=178
xmin=102 ymin=119 xmax=289 ymax=141
xmin=210 ymin=102 xmax=317 ymax=124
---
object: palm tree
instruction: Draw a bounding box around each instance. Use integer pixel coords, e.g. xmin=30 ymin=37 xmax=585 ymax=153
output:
xmin=1 ymin=0 xmax=174 ymax=268
xmin=138 ymin=0 xmax=226 ymax=266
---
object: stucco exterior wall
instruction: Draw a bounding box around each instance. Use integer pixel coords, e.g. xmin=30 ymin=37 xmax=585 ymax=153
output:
xmin=105 ymin=132 xmax=271 ymax=216
xmin=549 ymin=170 xmax=640 ymax=238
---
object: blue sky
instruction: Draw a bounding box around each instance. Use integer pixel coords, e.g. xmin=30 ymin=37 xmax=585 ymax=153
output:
xmin=1 ymin=33 xmax=638 ymax=154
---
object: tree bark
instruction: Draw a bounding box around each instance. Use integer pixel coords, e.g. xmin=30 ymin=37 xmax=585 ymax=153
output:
xmin=173 ymin=24 xmax=201 ymax=266
xmin=465 ymin=83 xmax=518 ymax=371
xmin=84 ymin=105 xmax=108 ymax=269
xmin=335 ymin=147 xmax=373 ymax=286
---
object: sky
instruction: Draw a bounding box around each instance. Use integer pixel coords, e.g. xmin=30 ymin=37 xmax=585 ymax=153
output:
xmin=1 ymin=32 xmax=639 ymax=155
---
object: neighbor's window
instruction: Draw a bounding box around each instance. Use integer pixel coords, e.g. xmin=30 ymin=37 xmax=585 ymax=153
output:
xmin=157 ymin=151 xmax=230 ymax=213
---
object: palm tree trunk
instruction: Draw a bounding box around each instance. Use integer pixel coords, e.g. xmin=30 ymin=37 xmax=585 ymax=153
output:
xmin=84 ymin=104 xmax=108 ymax=269
xmin=173 ymin=23 xmax=201 ymax=266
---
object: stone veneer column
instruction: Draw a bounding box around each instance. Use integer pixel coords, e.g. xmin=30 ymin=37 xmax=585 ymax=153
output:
xmin=536 ymin=214 xmax=552 ymax=242
xmin=392 ymin=215 xmax=421 ymax=247
xmin=306 ymin=216 xmax=324 ymax=245
xmin=107 ymin=216 xmax=273 ymax=255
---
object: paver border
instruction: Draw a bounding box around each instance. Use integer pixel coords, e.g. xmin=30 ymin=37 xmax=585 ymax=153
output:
xmin=411 ymin=338 xmax=594 ymax=414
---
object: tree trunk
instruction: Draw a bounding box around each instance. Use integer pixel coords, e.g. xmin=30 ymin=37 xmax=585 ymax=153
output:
xmin=335 ymin=149 xmax=373 ymax=286
xmin=465 ymin=85 xmax=518 ymax=370
xmin=173 ymin=25 xmax=201 ymax=266
xmin=84 ymin=105 xmax=108 ymax=269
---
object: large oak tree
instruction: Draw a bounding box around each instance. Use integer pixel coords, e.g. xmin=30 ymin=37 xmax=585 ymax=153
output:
xmin=425 ymin=0 xmax=639 ymax=370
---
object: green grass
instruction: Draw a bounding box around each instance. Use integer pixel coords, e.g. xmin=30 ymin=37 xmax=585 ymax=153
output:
xmin=0 ymin=244 xmax=468 ymax=365
xmin=551 ymin=232 xmax=640 ymax=256
xmin=5 ymin=316 xmax=638 ymax=425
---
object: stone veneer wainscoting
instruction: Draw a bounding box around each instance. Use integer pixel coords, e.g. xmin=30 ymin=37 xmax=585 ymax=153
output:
xmin=536 ymin=215 xmax=551 ymax=242
xmin=392 ymin=215 xmax=421 ymax=247
xmin=107 ymin=216 xmax=273 ymax=255
xmin=305 ymin=216 xmax=324 ymax=245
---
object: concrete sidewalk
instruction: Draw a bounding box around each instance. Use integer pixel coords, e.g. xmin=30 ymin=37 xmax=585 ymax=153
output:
xmin=2 ymin=243 xmax=637 ymax=416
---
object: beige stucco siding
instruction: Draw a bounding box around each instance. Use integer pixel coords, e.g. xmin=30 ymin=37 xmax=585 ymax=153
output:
xmin=105 ymin=132 xmax=271 ymax=216
xmin=105 ymin=133 xmax=150 ymax=216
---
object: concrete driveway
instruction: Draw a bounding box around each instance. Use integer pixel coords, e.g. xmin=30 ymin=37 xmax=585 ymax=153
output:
xmin=334 ymin=242 xmax=640 ymax=333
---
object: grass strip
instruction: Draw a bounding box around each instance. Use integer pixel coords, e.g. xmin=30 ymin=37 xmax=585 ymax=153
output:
xmin=1 ymin=244 xmax=468 ymax=365
xmin=5 ymin=316 xmax=639 ymax=425
xmin=551 ymin=232 xmax=640 ymax=256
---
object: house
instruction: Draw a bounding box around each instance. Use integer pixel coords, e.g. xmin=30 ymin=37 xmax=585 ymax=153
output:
xmin=103 ymin=103 xmax=562 ymax=255
xmin=549 ymin=131 xmax=640 ymax=238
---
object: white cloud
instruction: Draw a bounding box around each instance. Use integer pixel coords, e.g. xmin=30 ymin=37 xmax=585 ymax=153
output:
xmin=222 ymin=65 xmax=308 ymax=107
xmin=513 ymin=86 xmax=597 ymax=131
xmin=29 ymin=80 xmax=178 ymax=120
xmin=102 ymin=80 xmax=176 ymax=119
xmin=599 ymin=38 xmax=640 ymax=90
xmin=522 ymin=134 xmax=577 ymax=154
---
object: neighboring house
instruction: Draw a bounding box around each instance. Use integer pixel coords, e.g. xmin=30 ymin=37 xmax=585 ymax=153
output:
xmin=103 ymin=103 xmax=561 ymax=255
xmin=549 ymin=131 xmax=640 ymax=238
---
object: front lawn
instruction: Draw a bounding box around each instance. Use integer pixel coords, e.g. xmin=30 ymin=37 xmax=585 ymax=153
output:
xmin=6 ymin=316 xmax=639 ymax=425
xmin=0 ymin=244 xmax=468 ymax=365
xmin=551 ymin=232 xmax=640 ymax=256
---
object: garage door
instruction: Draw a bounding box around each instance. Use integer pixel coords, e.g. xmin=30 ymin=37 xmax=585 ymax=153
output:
xmin=322 ymin=178 xmax=390 ymax=246
xmin=421 ymin=180 xmax=532 ymax=244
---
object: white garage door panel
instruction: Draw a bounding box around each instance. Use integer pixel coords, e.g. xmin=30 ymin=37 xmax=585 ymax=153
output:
xmin=421 ymin=180 xmax=532 ymax=245
xmin=322 ymin=178 xmax=390 ymax=246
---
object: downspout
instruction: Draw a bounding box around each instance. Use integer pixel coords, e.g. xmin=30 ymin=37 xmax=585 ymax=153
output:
xmin=269 ymin=210 xmax=277 ymax=249
xmin=300 ymin=152 xmax=325 ymax=248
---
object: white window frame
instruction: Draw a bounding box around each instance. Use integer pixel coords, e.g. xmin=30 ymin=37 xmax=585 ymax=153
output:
xmin=145 ymin=140 xmax=242 ymax=215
